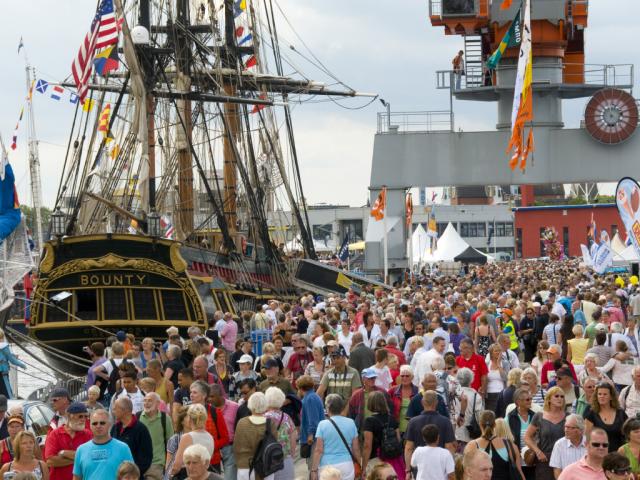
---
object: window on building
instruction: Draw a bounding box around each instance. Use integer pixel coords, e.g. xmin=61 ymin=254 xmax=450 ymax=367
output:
xmin=342 ymin=220 xmax=363 ymax=242
xmin=460 ymin=222 xmax=486 ymax=237
xmin=563 ymin=227 xmax=569 ymax=255
xmin=75 ymin=289 xmax=97 ymax=320
xmin=312 ymin=224 xmax=333 ymax=243
xmin=540 ymin=227 xmax=546 ymax=257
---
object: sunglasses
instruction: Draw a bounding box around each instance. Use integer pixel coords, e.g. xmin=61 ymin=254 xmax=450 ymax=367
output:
xmin=382 ymin=476 xmax=398 ymax=480
xmin=91 ymin=421 xmax=108 ymax=426
xmin=591 ymin=442 xmax=609 ymax=448
xmin=553 ymin=395 xmax=565 ymax=398
xmin=400 ymin=374 xmax=412 ymax=377
xmin=608 ymin=467 xmax=631 ymax=474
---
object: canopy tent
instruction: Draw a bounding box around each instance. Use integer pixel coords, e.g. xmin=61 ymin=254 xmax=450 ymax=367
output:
xmin=411 ymin=224 xmax=432 ymax=264
xmin=454 ymin=246 xmax=489 ymax=264
xmin=365 ymin=216 xmax=401 ymax=242
xmin=611 ymin=233 xmax=628 ymax=255
xmin=419 ymin=222 xmax=495 ymax=264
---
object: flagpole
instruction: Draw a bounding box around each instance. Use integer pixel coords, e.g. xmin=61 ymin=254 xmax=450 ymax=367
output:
xmin=383 ymin=193 xmax=388 ymax=285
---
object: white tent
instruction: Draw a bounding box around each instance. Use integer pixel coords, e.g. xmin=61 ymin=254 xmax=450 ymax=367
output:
xmin=611 ymin=233 xmax=627 ymax=255
xmin=421 ymin=222 xmax=495 ymax=263
xmin=285 ymin=237 xmax=335 ymax=253
xmin=411 ymin=225 xmax=431 ymax=265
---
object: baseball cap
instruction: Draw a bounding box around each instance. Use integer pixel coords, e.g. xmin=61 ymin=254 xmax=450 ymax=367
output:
xmin=49 ymin=387 xmax=70 ymax=401
xmin=67 ymin=402 xmax=88 ymax=414
xmin=595 ymin=323 xmax=607 ymax=332
xmin=263 ymin=358 xmax=279 ymax=369
xmin=166 ymin=326 xmax=179 ymax=335
xmin=361 ymin=367 xmax=378 ymax=379
xmin=326 ymin=340 xmax=338 ymax=347
xmin=116 ymin=330 xmax=127 ymax=341
xmin=330 ymin=345 xmax=348 ymax=358
xmin=546 ymin=345 xmax=561 ymax=355
xmin=7 ymin=414 xmax=23 ymax=426
xmin=237 ymin=354 xmax=253 ymax=364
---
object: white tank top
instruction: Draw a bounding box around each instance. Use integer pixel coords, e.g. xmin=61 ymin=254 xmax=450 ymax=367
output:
xmin=188 ymin=430 xmax=215 ymax=458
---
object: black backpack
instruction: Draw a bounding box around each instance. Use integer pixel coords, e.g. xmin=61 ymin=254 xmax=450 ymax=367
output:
xmin=249 ymin=418 xmax=284 ymax=477
xmin=379 ymin=416 xmax=403 ymax=459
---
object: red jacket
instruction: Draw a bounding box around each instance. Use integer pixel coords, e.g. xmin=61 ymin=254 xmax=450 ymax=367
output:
xmin=206 ymin=404 xmax=230 ymax=465
xmin=387 ymin=384 xmax=419 ymax=421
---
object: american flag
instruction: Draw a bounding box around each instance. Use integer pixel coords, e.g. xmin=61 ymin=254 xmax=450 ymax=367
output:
xmin=71 ymin=0 xmax=119 ymax=104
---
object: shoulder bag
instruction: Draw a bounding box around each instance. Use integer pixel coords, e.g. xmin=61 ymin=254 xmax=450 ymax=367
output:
xmin=328 ymin=418 xmax=362 ymax=479
xmin=504 ymin=438 xmax=525 ymax=480
xmin=466 ymin=392 xmax=481 ymax=439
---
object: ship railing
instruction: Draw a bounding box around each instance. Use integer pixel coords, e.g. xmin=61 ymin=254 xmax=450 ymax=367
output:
xmin=377 ymin=111 xmax=454 ymax=134
xmin=26 ymin=376 xmax=88 ymax=403
xmin=439 ymin=63 xmax=634 ymax=90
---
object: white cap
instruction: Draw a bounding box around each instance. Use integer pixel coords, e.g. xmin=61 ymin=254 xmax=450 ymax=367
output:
xmin=237 ymin=354 xmax=253 ymax=364
xmin=166 ymin=326 xmax=179 ymax=335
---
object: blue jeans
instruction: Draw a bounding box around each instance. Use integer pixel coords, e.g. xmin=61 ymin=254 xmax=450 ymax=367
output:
xmin=221 ymin=444 xmax=236 ymax=480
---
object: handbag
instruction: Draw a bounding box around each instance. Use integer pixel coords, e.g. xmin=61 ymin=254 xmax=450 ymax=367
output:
xmin=523 ymin=447 xmax=538 ymax=467
xmin=300 ymin=443 xmax=312 ymax=459
xmin=466 ymin=393 xmax=481 ymax=439
xmin=328 ymin=418 xmax=362 ymax=478
xmin=504 ymin=439 xmax=525 ymax=480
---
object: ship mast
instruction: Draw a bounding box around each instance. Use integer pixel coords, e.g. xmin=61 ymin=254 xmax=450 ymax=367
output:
xmin=175 ymin=0 xmax=194 ymax=238
xmin=222 ymin=0 xmax=239 ymax=239
xmin=24 ymin=62 xmax=44 ymax=251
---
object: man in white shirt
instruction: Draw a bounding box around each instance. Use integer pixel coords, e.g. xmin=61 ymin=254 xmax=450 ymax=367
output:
xmin=213 ymin=311 xmax=226 ymax=335
xmin=415 ymin=337 xmax=446 ymax=388
xmin=619 ymin=366 xmax=640 ymax=418
xmin=609 ymin=322 xmax=638 ymax=356
xmin=109 ymin=370 xmax=145 ymax=415
xmin=410 ymin=423 xmax=455 ymax=480
xmin=549 ymin=414 xmax=587 ymax=478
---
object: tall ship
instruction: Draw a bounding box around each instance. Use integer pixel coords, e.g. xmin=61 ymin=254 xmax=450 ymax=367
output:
xmin=18 ymin=0 xmax=379 ymax=369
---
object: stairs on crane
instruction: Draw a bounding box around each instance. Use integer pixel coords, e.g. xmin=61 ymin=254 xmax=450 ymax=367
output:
xmin=464 ymin=35 xmax=484 ymax=88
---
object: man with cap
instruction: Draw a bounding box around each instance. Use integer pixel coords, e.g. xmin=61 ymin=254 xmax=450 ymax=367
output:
xmin=116 ymin=330 xmax=132 ymax=355
xmin=285 ymin=336 xmax=313 ymax=389
xmin=554 ymin=367 xmax=582 ymax=413
xmin=0 ymin=395 xmax=8 ymax=439
xmin=49 ymin=387 xmax=71 ymax=431
xmin=316 ymin=345 xmax=361 ymax=400
xmin=45 ymin=401 xmax=92 ymax=480
xmin=230 ymin=354 xmax=258 ymax=400
xmin=541 ymin=344 xmax=578 ymax=388
xmin=258 ymin=358 xmax=295 ymax=396
xmin=348 ymin=367 xmax=393 ymax=432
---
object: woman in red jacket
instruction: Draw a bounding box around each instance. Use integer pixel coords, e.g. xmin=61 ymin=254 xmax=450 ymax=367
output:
xmin=189 ymin=380 xmax=229 ymax=472
xmin=387 ymin=365 xmax=418 ymax=438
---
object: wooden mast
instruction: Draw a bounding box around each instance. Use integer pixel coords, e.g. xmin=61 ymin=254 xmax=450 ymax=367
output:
xmin=222 ymin=0 xmax=239 ymax=241
xmin=176 ymin=0 xmax=194 ymax=238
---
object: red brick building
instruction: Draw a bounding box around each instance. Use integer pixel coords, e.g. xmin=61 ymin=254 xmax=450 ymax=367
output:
xmin=513 ymin=204 xmax=625 ymax=259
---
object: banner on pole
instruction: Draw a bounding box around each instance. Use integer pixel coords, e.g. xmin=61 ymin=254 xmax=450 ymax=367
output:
xmin=616 ymin=177 xmax=640 ymax=260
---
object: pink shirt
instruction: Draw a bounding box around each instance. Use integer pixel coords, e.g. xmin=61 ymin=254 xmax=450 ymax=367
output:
xmin=221 ymin=319 xmax=238 ymax=351
xmin=557 ymin=456 xmax=605 ymax=480
xmin=221 ymin=399 xmax=239 ymax=442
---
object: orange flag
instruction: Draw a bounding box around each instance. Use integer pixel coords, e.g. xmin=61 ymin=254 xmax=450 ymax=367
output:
xmin=500 ymin=0 xmax=513 ymax=9
xmin=405 ymin=192 xmax=413 ymax=227
xmin=370 ymin=187 xmax=387 ymax=221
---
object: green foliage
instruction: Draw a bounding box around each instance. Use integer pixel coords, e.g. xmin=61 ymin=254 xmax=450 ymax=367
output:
xmin=20 ymin=205 xmax=52 ymax=236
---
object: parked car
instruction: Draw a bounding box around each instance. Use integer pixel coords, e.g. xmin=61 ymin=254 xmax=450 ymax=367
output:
xmin=7 ymin=399 xmax=55 ymax=445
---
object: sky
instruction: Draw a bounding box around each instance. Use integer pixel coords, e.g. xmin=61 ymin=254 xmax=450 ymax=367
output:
xmin=1 ymin=0 xmax=639 ymax=211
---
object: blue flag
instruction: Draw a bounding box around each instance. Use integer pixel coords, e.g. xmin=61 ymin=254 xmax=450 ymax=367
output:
xmin=337 ymin=235 xmax=350 ymax=263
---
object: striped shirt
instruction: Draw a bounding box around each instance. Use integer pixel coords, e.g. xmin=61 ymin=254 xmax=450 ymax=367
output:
xmin=319 ymin=366 xmax=362 ymax=400
xmin=549 ymin=436 xmax=587 ymax=470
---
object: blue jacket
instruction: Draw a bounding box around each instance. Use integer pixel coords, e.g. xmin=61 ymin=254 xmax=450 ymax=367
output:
xmin=0 ymin=344 xmax=26 ymax=373
xmin=300 ymin=391 xmax=325 ymax=443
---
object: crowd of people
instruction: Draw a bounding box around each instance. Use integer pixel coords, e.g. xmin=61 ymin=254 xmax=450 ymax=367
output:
xmin=5 ymin=259 xmax=640 ymax=479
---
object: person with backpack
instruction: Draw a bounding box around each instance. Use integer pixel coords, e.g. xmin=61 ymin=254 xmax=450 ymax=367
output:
xmin=362 ymin=391 xmax=404 ymax=479
xmin=264 ymin=387 xmax=297 ymax=480
xmin=139 ymin=392 xmax=173 ymax=480
xmin=109 ymin=369 xmax=145 ymax=415
xmin=311 ymin=394 xmax=361 ymax=480
xmin=234 ymin=391 xmax=284 ymax=480
xmin=92 ymin=341 xmax=128 ymax=404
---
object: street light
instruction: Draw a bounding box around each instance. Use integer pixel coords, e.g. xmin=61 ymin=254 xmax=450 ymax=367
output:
xmin=147 ymin=211 xmax=161 ymax=237
xmin=51 ymin=209 xmax=66 ymax=237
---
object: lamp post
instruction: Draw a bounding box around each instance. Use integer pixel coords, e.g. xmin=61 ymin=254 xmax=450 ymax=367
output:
xmin=147 ymin=211 xmax=161 ymax=237
xmin=51 ymin=209 xmax=66 ymax=238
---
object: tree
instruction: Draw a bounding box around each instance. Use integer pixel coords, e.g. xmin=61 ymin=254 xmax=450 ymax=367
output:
xmin=20 ymin=205 xmax=52 ymax=239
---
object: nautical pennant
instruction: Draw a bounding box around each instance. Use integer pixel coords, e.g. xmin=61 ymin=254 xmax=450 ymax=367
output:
xmin=506 ymin=0 xmax=533 ymax=172
xmin=93 ymin=44 xmax=120 ymax=76
xmin=370 ymin=187 xmax=387 ymax=221
xmin=35 ymin=79 xmax=49 ymax=94
xmin=50 ymin=86 xmax=64 ymax=101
